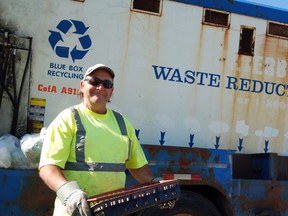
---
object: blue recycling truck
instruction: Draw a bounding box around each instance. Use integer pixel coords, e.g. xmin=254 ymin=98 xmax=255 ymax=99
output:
xmin=1 ymin=0 xmax=288 ymax=215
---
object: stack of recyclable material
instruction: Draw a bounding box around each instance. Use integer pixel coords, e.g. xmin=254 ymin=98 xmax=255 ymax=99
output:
xmin=20 ymin=128 xmax=46 ymax=168
xmin=0 ymin=134 xmax=29 ymax=168
xmin=0 ymin=128 xmax=46 ymax=169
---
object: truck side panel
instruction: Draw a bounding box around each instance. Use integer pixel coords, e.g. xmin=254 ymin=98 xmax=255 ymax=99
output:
xmin=1 ymin=0 xmax=288 ymax=154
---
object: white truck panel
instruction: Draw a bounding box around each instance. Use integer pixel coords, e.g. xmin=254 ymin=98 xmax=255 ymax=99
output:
xmin=1 ymin=0 xmax=288 ymax=154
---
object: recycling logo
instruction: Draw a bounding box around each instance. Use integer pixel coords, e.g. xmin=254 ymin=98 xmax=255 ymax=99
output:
xmin=48 ymin=19 xmax=92 ymax=62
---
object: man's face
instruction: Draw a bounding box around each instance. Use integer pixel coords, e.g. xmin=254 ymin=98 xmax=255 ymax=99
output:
xmin=80 ymin=69 xmax=114 ymax=110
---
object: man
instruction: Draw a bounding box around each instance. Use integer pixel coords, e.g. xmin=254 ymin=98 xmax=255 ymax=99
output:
xmin=39 ymin=63 xmax=159 ymax=216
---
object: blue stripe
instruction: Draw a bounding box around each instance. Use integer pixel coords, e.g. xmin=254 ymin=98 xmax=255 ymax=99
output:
xmin=172 ymin=0 xmax=288 ymax=24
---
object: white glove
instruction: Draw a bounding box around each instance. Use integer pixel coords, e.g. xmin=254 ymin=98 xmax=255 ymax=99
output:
xmin=57 ymin=181 xmax=92 ymax=216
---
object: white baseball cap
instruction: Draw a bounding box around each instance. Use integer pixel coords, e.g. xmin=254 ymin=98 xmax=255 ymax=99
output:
xmin=83 ymin=63 xmax=115 ymax=79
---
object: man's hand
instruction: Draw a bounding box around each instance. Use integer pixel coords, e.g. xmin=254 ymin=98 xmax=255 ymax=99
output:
xmin=150 ymin=177 xmax=177 ymax=210
xmin=57 ymin=181 xmax=92 ymax=216
xmin=158 ymin=200 xmax=176 ymax=209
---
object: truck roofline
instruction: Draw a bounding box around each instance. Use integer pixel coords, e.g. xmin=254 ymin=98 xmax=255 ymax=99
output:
xmin=173 ymin=0 xmax=288 ymax=24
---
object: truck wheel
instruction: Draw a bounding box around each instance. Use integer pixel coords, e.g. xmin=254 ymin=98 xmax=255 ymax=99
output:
xmin=141 ymin=191 xmax=222 ymax=216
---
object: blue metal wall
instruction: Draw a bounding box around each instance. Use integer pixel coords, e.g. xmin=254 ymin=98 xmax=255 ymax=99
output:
xmin=0 ymin=169 xmax=54 ymax=216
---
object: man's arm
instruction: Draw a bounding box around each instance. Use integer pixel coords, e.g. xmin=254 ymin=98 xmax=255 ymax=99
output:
xmin=39 ymin=164 xmax=92 ymax=215
xmin=39 ymin=164 xmax=68 ymax=192
xmin=128 ymin=164 xmax=156 ymax=183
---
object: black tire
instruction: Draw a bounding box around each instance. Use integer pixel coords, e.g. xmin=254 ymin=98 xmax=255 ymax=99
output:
xmin=141 ymin=191 xmax=222 ymax=216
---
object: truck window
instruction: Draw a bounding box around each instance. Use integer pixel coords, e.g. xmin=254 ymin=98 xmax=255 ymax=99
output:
xmin=203 ymin=8 xmax=230 ymax=28
xmin=267 ymin=21 xmax=288 ymax=39
xmin=238 ymin=26 xmax=255 ymax=56
xmin=131 ymin=0 xmax=162 ymax=16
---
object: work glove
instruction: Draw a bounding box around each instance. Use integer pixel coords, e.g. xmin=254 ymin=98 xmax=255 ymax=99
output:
xmin=151 ymin=177 xmax=176 ymax=210
xmin=158 ymin=200 xmax=176 ymax=209
xmin=57 ymin=181 xmax=93 ymax=216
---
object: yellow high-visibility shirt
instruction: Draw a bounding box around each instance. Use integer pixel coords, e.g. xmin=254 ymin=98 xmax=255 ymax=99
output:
xmin=39 ymin=103 xmax=148 ymax=196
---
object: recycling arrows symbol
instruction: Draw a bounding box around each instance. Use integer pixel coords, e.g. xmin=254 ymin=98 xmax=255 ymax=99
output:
xmin=48 ymin=19 xmax=92 ymax=62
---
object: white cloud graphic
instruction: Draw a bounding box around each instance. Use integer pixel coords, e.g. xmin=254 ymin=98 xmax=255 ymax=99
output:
xmin=255 ymin=127 xmax=279 ymax=138
xmin=236 ymin=120 xmax=249 ymax=137
xmin=183 ymin=117 xmax=201 ymax=132
xmin=209 ymin=121 xmax=229 ymax=134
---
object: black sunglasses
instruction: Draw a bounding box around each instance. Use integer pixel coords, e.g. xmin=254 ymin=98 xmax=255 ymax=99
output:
xmin=85 ymin=77 xmax=114 ymax=89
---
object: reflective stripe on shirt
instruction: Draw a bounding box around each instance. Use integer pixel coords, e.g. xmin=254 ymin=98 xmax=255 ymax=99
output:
xmin=65 ymin=161 xmax=126 ymax=172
